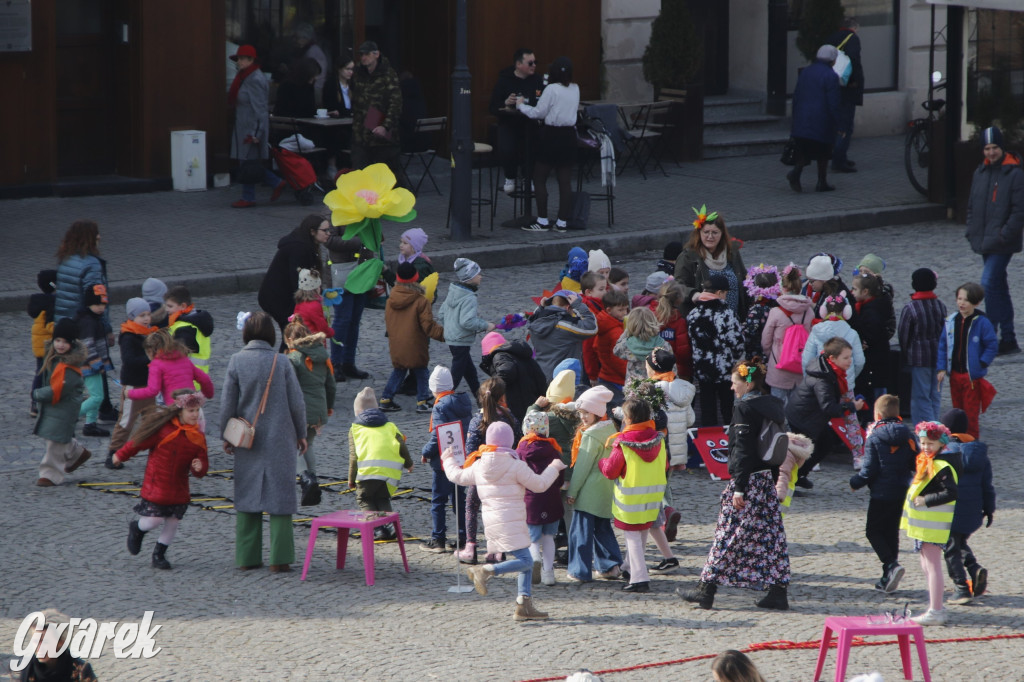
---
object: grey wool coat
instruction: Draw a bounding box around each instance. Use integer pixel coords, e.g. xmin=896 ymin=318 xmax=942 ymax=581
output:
xmin=231 ymin=68 xmax=271 ymax=161
xmin=220 ymin=340 xmax=306 ymax=515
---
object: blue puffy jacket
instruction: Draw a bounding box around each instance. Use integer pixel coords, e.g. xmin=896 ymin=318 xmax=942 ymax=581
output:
xmin=54 ymin=253 xmax=111 ymax=332
xmin=947 ymin=438 xmax=995 ymax=535
xmin=421 ymin=391 xmax=474 ymax=461
xmin=791 ymin=60 xmax=841 ymax=144
xmin=937 ymin=312 xmax=998 ymax=380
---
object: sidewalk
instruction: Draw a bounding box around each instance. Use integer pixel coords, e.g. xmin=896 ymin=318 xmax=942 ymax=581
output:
xmin=0 ymin=134 xmax=942 ymax=312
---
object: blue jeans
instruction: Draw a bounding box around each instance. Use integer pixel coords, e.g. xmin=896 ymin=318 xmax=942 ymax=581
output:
xmin=449 ymin=345 xmax=480 ymax=396
xmin=528 ymin=521 xmax=560 ymax=543
xmin=910 ymin=365 xmax=941 ymax=425
xmin=982 ymin=253 xmax=1016 ymax=345
xmin=832 ymin=102 xmax=856 ymax=168
xmin=491 ymin=546 xmax=534 ymax=597
xmin=241 ymin=167 xmax=283 ymax=201
xmin=567 ymin=510 xmax=622 ymax=581
xmin=331 ymin=291 xmax=366 ymax=366
xmin=382 ymin=367 xmax=430 ymax=402
xmin=428 ymin=457 xmax=465 ymax=542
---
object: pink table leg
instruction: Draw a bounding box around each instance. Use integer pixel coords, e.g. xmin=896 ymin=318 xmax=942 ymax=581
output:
xmin=833 ymin=632 xmax=851 ymax=682
xmin=361 ymin=524 xmax=376 ymax=586
xmin=898 ymin=634 xmax=912 ymax=680
xmin=393 ymin=517 xmax=410 ymax=573
xmin=300 ymin=520 xmax=321 ymax=581
xmin=914 ymin=632 xmax=932 ymax=682
xmin=813 ymin=624 xmax=833 ymax=681
xmin=336 ymin=528 xmax=349 ymax=570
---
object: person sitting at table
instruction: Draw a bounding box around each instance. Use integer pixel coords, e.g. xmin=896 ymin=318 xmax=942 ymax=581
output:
xmin=274 ymin=57 xmax=320 ymax=119
xmin=489 ymin=47 xmax=544 ymax=195
xmin=323 ymin=59 xmax=354 ymax=176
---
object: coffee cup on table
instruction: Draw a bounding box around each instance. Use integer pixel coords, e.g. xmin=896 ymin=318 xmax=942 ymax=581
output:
xmin=316 ymin=108 xmax=328 ymax=118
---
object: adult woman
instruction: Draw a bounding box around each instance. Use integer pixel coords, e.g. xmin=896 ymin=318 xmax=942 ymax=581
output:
xmin=674 ymin=212 xmax=748 ymax=319
xmin=229 ymin=44 xmax=286 ymax=209
xmin=516 ymin=56 xmax=580 ymax=233
xmin=323 ymin=225 xmax=373 ymax=381
xmin=683 ymin=359 xmax=791 ymax=610
xmin=323 ymin=60 xmax=355 ymax=175
xmin=786 ymin=45 xmax=841 ymax=193
xmin=257 ymin=214 xmax=330 ymax=346
xmin=221 ymin=312 xmax=307 ymax=572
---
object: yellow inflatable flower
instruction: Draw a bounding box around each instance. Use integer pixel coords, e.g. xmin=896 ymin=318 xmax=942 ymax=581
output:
xmin=324 ymin=163 xmax=416 ymax=227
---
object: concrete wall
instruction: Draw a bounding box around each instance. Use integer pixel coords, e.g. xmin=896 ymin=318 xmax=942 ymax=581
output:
xmin=601 ymin=0 xmax=658 ymax=103
xmin=728 ymin=0 xmax=768 ymax=97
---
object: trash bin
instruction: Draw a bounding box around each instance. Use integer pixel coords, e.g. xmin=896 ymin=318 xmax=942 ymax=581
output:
xmin=170 ymin=130 xmax=207 ymax=191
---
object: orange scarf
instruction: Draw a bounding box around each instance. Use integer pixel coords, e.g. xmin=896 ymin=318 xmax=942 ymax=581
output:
xmin=157 ymin=416 xmax=208 ymax=451
xmin=49 ymin=362 xmax=82 ymax=404
xmin=427 ymin=390 xmax=456 ymax=432
xmin=650 ymin=370 xmax=676 ymax=383
xmin=570 ymin=416 xmax=608 ymax=467
xmin=463 ymin=443 xmax=499 ymax=468
xmin=120 ymin=320 xmax=158 ymax=336
xmin=168 ymin=303 xmax=195 ymax=326
xmin=912 ymin=451 xmax=936 ymax=485
xmin=519 ymin=432 xmax=562 ymax=454
xmin=605 ymin=420 xmax=657 ymax=448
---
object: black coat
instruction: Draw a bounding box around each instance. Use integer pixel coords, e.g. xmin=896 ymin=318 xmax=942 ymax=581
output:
xmin=258 ymin=231 xmax=322 ymax=326
xmin=851 ymin=295 xmax=894 ymax=393
xmin=826 ymin=28 xmax=864 ymax=106
xmin=785 ymin=354 xmax=856 ymax=440
xmin=119 ymin=331 xmax=150 ymax=387
xmin=322 ymin=78 xmax=353 ymax=117
xmin=728 ymin=392 xmax=786 ymax=494
xmin=479 ymin=340 xmax=549 ymax=422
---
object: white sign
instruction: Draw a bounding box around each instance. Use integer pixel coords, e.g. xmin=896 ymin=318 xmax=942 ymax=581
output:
xmin=0 ymin=0 xmax=32 ymax=53
xmin=435 ymin=421 xmax=466 ymax=466
xmin=11 ymin=611 xmax=162 ymax=671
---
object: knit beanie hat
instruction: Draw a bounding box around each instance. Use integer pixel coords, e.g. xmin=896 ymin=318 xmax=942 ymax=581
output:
xmin=454 ymin=257 xmax=481 ymax=283
xmin=911 ymin=267 xmax=937 ymax=292
xmin=805 ymin=254 xmax=835 ymax=281
xmin=298 ymin=268 xmax=321 ymax=291
xmin=485 ymin=421 xmax=515 ymax=448
xmin=83 ymin=284 xmax=108 ymax=306
xmin=662 ymin=241 xmax=683 ymax=261
xmin=37 ymin=269 xmax=57 ymax=294
xmin=125 ymin=297 xmax=150 ymax=321
xmin=707 ymin=273 xmax=730 ymax=292
xmin=941 ymin=408 xmax=969 ymax=435
xmin=142 ymin=278 xmax=168 ymax=305
xmin=981 ymin=126 xmax=1003 ymax=148
xmin=354 ymin=386 xmax=377 ymax=414
xmin=481 ymin=331 xmax=505 ymax=357
xmin=396 ymin=262 xmax=419 ymax=283
xmin=399 ymin=227 xmax=428 ymax=260
xmin=857 ymin=254 xmax=886 ymax=275
xmin=553 ymin=357 xmax=583 ymax=382
xmin=587 ymin=249 xmax=611 ymax=273
xmin=53 ymin=317 xmax=79 ymax=343
xmin=522 ymin=410 xmax=549 ymax=437
xmin=645 ymin=271 xmax=671 ymax=294
xmin=564 ymin=247 xmax=588 ymax=282
xmin=646 ymin=347 xmax=676 ymax=373
xmin=576 ymin=385 xmax=613 ymax=417
xmin=546 ymin=369 xmax=576 ymax=403
xmin=429 ymin=365 xmax=454 ymax=394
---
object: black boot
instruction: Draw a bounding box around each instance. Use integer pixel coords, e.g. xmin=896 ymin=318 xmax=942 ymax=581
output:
xmin=127 ymin=520 xmax=146 ymax=556
xmin=342 ymin=363 xmax=369 ymax=380
xmin=105 ymin=450 xmax=124 ymax=470
xmin=152 ymin=542 xmax=172 ymax=570
xmin=680 ymin=581 xmax=716 ymax=609
xmin=756 ymin=584 xmax=789 ymax=610
xmin=299 ymin=470 xmax=322 ymax=506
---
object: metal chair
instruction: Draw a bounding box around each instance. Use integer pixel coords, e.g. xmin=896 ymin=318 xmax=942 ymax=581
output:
xmin=401 ymin=116 xmax=447 ymax=195
xmin=617 ymin=102 xmax=670 ymax=179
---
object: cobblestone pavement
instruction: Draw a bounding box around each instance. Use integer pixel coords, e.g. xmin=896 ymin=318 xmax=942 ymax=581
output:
xmin=2 ymin=220 xmax=1023 ymax=681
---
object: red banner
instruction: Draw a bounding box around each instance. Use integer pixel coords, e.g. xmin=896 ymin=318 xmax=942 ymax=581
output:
xmin=688 ymin=426 xmax=731 ymax=480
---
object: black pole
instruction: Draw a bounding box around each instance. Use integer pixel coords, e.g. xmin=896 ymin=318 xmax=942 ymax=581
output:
xmin=449 ymin=0 xmax=472 ymax=241
xmin=945 ymin=5 xmax=964 ymax=214
xmin=765 ymin=0 xmax=788 ymax=116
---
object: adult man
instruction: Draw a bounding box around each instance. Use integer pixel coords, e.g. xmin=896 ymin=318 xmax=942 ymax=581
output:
xmin=350 ymin=40 xmax=410 ymax=188
xmin=489 ymin=48 xmax=545 ymax=194
xmin=786 ymin=45 xmax=840 ymax=193
xmin=966 ymin=126 xmax=1024 ymax=355
xmin=826 ymin=17 xmax=864 ymax=173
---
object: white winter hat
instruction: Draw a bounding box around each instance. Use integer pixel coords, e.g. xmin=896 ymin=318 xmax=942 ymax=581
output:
xmin=805 ymin=254 xmax=835 ymax=281
xmin=298 ymin=268 xmax=321 ymax=291
xmin=429 ymin=365 xmax=454 ymax=394
xmin=575 ymin=385 xmax=613 ymax=417
xmin=587 ymin=249 xmax=611 ymax=273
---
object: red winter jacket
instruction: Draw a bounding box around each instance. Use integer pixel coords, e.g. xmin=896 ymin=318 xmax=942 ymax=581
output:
xmin=293 ymin=300 xmax=334 ymax=338
xmin=595 ymin=310 xmax=627 ymax=385
xmin=116 ymin=422 xmax=209 ymax=505
xmin=581 ymin=296 xmax=604 ymax=383
xmin=648 ymin=302 xmax=693 ymax=380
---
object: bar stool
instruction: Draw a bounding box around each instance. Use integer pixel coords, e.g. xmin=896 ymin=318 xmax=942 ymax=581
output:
xmin=447 ymin=142 xmax=495 ymax=231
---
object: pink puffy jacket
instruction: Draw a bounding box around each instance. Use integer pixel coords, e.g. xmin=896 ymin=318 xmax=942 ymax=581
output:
xmin=127 ymin=351 xmax=214 ymax=404
xmin=442 ymin=447 xmax=563 ymax=553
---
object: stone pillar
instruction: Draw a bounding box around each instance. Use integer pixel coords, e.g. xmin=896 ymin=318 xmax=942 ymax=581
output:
xmin=601 ymin=0 xmax=659 ymax=103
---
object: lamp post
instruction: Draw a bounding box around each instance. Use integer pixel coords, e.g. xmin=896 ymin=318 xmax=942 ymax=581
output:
xmin=449 ymin=0 xmax=472 ymax=240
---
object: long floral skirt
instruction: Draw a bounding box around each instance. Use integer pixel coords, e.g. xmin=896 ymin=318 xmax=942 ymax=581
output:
xmin=699 ymin=470 xmax=791 ymax=589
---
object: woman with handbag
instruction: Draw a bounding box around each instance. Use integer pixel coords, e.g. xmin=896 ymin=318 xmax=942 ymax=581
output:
xmin=229 ymin=44 xmax=287 ymax=209
xmin=220 ymin=312 xmax=308 ymax=572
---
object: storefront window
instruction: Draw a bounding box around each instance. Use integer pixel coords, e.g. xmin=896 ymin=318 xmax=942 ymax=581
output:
xmin=966 ymin=9 xmax=1024 ymax=136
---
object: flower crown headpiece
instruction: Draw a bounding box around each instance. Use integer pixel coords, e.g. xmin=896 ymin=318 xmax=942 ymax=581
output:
xmin=743 ymin=263 xmax=782 ymax=300
xmin=691 ymin=204 xmax=719 ymax=230
xmin=173 ymin=391 xmax=207 ymax=409
xmin=781 ymin=263 xmax=800 ymax=279
xmin=915 ymin=421 xmax=950 ymax=445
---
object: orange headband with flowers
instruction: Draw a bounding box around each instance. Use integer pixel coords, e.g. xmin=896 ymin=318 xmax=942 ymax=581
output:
xmin=692 ymin=204 xmax=719 ymax=230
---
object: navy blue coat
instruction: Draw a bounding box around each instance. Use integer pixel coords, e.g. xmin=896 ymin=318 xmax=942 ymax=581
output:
xmin=791 ymin=60 xmax=841 ymax=145
xmin=948 ymin=439 xmax=995 ymax=534
xmin=421 ymin=392 xmax=474 ymax=461
xmin=850 ymin=419 xmax=917 ymax=500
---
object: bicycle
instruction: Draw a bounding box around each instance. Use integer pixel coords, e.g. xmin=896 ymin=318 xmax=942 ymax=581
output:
xmin=904 ymin=96 xmax=946 ymax=197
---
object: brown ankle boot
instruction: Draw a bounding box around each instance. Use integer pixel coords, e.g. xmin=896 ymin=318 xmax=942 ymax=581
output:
xmin=513 ymin=596 xmax=549 ymax=621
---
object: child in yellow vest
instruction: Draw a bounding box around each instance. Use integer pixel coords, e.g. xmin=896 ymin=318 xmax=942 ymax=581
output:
xmin=901 ymin=421 xmax=959 ymax=626
xmin=347 ymin=386 xmax=413 ymax=540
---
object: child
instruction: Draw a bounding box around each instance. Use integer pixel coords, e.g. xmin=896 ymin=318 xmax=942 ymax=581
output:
xmin=580 ymin=271 xmax=607 ymax=385
xmin=438 ymin=257 xmax=495 ymax=395
xmin=600 ymin=397 xmax=667 ymax=593
xmin=850 ymin=272 xmax=895 ymax=401
xmin=528 ymin=289 xmax=597 ymax=380
xmin=594 ymin=289 xmax=629 ymax=402
xmin=112 ymin=391 xmax=209 ymax=569
xmin=396 ymin=227 xmax=435 ymax=281
xmin=142 ymin=277 xmax=168 ymax=325
xmin=632 ymin=271 xmax=671 ymax=310
xmin=587 ymin=249 xmax=611 ymax=278
xmin=802 ymin=252 xmax=850 ymax=310
xmin=775 ymin=432 xmax=813 ymax=515
xmin=711 ymin=650 xmax=766 ymax=682
xmin=742 ymin=264 xmax=780 ymax=361
xmin=850 ymin=394 xmax=917 ymax=592
xmin=461 ymin=377 xmax=522 ymax=564
xmin=761 ymin=264 xmax=814 ymax=404
xmin=941 ymin=408 xmax=995 ymax=604
xmin=802 ymin=291 xmax=865 ymax=389
xmin=164 ymin=285 xmax=215 ymax=377
xmin=28 ymin=269 xmax=57 ymax=417
xmin=443 ymin=421 xmax=566 ymax=621
xmin=687 ymin=273 xmax=743 ymax=426
xmin=108 ymin=298 xmax=159 ymax=469
xmin=646 ymin=346 xmax=696 ymax=474
xmin=420 ymin=365 xmax=472 ymax=552
xmin=128 ymin=330 xmax=215 ymax=408
xmin=855 ymin=253 xmax=897 ymax=338
xmin=555 ymin=247 xmax=588 ymax=293
xmin=518 ymin=410 xmax=565 ymax=586
xmin=650 ymin=280 xmax=692 ymax=381
xmin=32 ymin=319 xmax=90 ymax=486
xmin=284 ymin=320 xmax=336 ymax=506
xmin=347 ymin=386 xmax=413 ymax=540
xmin=292 ymin=269 xmax=334 ymax=339
xmin=479 ymin=330 xmax=548 ymax=423
xmin=903 ymin=421 xmax=959 ymax=626
xmin=657 ymin=241 xmax=682 ymax=276
xmin=380 ymin=263 xmax=446 ymax=413
xmin=614 ymin=307 xmax=668 ymax=385
xmin=74 ymin=284 xmax=114 ymax=438
xmin=565 ymin=385 xmax=622 ymax=582
xmin=607 ymin=267 xmax=629 ymax=295
xmin=898 ymin=268 xmax=947 ymax=424
xmin=937 ymin=282 xmax=998 ymax=439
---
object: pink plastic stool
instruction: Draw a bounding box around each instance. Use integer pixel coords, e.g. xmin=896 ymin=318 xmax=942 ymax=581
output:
xmin=300 ymin=510 xmax=410 ymax=585
xmin=813 ymin=615 xmax=931 ymax=682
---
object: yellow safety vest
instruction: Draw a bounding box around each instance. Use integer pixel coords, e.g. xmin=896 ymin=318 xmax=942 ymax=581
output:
xmin=351 ymin=422 xmax=405 ymax=495
xmin=612 ymin=442 xmax=667 ymax=525
xmin=169 ymin=319 xmax=211 ymax=377
xmin=900 ymin=460 xmax=957 ymax=544
xmin=780 ymin=467 xmax=798 ymax=517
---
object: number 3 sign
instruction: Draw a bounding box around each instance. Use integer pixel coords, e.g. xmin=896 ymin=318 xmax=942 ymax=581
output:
xmin=435 ymin=421 xmax=466 ymax=466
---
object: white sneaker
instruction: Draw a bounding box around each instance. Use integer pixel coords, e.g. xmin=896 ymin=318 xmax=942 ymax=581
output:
xmin=812 ymin=464 xmax=821 ymax=472
xmin=912 ymin=608 xmax=948 ymax=626
xmin=541 ymin=568 xmax=556 ymax=586
xmin=503 ymin=178 xmax=515 ymax=194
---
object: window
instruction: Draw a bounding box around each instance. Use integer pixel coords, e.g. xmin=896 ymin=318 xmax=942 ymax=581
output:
xmin=966 ymin=9 xmax=1024 ymax=133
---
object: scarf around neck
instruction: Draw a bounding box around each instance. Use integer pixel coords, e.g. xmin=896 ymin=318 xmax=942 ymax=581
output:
xmin=911 ymin=291 xmax=938 ymax=301
xmin=703 ymin=250 xmax=728 ymax=271
xmin=520 ymin=432 xmax=563 ymax=453
xmin=228 ymin=62 xmax=260 ymax=108
xmin=120 ymin=319 xmax=158 ymax=336
xmin=49 ymin=360 xmax=82 ymax=404
xmin=571 ymin=417 xmax=608 ymax=467
xmin=826 ymin=356 xmax=850 ymax=396
xmin=912 ymin=451 xmax=937 ymax=485
xmin=168 ymin=303 xmax=195 ymax=326
xmin=157 ymin=416 xmax=207 ymax=451
xmin=427 ymin=390 xmax=456 ymax=432
xmin=463 ymin=443 xmax=499 ymax=468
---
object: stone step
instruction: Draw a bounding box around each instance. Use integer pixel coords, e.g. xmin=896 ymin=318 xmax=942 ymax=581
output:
xmin=703 ymin=128 xmax=791 ymax=159
xmin=704 ymin=95 xmax=766 ymax=119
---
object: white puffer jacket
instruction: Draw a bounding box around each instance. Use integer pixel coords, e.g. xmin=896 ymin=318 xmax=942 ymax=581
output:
xmin=656 ymin=377 xmax=697 ymax=466
xmin=442 ymin=447 xmax=563 ymax=552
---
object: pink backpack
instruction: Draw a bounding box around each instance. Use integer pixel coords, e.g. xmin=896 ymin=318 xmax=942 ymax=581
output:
xmin=775 ymin=309 xmax=811 ymax=374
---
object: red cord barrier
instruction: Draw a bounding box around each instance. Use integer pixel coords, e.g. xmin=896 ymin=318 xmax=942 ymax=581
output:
xmin=518 ymin=632 xmax=1024 ymax=681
